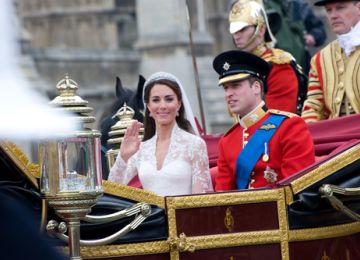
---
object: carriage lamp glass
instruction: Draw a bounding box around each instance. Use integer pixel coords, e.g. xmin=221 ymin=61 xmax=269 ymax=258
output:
xmin=39 ymin=131 xmax=103 ymax=260
xmin=39 ymin=132 xmax=102 ymax=195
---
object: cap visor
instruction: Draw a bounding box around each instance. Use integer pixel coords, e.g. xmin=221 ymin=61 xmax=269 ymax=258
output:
xmin=229 ymin=21 xmax=248 ymax=34
xmin=219 ymin=73 xmax=250 ymax=85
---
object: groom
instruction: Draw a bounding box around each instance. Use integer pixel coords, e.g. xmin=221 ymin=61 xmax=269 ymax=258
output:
xmin=213 ymin=50 xmax=315 ymax=190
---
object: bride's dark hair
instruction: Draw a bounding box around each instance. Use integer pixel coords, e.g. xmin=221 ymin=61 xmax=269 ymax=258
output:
xmin=143 ymin=79 xmax=194 ymax=141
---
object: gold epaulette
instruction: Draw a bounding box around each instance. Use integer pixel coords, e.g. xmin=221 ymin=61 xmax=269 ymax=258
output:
xmin=269 ymin=109 xmax=298 ymax=118
xmin=262 ymin=48 xmax=294 ymax=65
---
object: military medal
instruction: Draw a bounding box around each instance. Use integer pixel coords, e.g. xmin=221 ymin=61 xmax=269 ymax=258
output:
xmin=262 ymin=154 xmax=269 ymax=162
xmin=264 ymin=166 xmax=278 ymax=183
xmin=262 ymin=142 xmax=269 ymax=162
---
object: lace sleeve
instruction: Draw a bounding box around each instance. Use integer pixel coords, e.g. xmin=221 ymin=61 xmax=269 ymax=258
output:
xmin=108 ymin=152 xmax=138 ymax=185
xmin=191 ymin=138 xmax=214 ymax=193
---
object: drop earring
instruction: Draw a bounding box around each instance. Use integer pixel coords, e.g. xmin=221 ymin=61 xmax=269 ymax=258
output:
xmin=176 ymin=111 xmax=179 ymax=117
xmin=149 ymin=112 xmax=152 ymax=117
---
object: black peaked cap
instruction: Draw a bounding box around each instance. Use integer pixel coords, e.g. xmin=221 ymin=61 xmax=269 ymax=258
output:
xmin=213 ymin=50 xmax=270 ymax=85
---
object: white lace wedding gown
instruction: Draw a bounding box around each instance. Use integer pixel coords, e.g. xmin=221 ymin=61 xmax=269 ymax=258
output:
xmin=108 ymin=124 xmax=213 ymax=196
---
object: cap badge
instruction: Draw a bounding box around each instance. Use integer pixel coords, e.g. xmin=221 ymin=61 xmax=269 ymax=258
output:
xmin=223 ymin=62 xmax=231 ymax=71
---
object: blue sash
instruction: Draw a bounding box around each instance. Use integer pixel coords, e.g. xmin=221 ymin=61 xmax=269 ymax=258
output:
xmin=236 ymin=114 xmax=286 ymax=189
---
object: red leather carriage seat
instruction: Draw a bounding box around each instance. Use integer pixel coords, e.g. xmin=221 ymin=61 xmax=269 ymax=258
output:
xmin=129 ymin=114 xmax=360 ymax=190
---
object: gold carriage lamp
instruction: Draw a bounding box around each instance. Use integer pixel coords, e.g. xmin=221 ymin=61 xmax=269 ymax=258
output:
xmin=39 ymin=76 xmax=152 ymax=260
xmin=39 ymin=74 xmax=103 ymax=260
xmin=106 ymin=103 xmax=144 ymax=170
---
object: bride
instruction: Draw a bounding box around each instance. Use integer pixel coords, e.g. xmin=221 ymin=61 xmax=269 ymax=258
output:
xmin=108 ymin=72 xmax=213 ymax=196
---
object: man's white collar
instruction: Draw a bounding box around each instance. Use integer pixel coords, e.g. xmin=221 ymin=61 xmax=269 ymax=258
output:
xmin=338 ymin=21 xmax=360 ymax=57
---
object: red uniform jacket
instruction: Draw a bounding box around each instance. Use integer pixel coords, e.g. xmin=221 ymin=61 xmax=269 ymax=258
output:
xmin=261 ymin=48 xmax=298 ymax=113
xmin=215 ymin=111 xmax=315 ymax=191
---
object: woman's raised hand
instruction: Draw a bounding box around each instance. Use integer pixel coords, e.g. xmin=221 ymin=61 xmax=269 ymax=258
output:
xmin=119 ymin=121 xmax=142 ymax=162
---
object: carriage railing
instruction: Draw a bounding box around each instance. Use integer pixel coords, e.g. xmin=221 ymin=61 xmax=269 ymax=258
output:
xmin=320 ymin=184 xmax=360 ymax=221
xmin=46 ymin=202 xmax=151 ymax=246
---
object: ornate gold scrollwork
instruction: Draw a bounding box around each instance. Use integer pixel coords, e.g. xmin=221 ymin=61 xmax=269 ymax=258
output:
xmin=167 ymin=233 xmax=195 ymax=253
xmin=224 ymin=207 xmax=235 ymax=232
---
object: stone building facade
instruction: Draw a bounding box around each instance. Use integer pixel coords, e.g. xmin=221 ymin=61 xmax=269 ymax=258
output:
xmin=15 ymin=0 xmax=237 ymax=133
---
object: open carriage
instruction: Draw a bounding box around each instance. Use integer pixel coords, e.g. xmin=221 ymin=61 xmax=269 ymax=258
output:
xmin=1 ymin=70 xmax=360 ymax=260
xmin=2 ymin=110 xmax=360 ymax=259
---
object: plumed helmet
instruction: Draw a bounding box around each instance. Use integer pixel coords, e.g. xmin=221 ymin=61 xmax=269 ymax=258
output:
xmin=229 ymin=0 xmax=276 ymax=45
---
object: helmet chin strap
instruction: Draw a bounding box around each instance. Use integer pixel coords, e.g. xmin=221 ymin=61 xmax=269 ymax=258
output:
xmin=235 ymin=25 xmax=261 ymax=51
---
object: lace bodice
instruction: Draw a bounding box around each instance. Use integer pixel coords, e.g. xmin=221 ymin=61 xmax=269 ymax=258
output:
xmin=108 ymin=124 xmax=213 ymax=196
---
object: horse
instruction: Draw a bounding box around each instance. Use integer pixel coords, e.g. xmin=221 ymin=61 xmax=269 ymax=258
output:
xmin=100 ymin=75 xmax=146 ymax=179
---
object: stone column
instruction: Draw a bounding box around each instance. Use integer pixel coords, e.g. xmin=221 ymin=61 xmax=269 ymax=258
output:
xmin=135 ymin=0 xmax=218 ymax=131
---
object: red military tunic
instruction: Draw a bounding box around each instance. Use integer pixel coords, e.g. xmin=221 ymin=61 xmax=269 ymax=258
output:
xmin=215 ymin=107 xmax=315 ymax=191
xmin=256 ymin=47 xmax=299 ymax=113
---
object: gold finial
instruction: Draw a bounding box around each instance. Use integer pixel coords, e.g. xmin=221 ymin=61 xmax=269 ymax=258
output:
xmin=52 ymin=74 xmax=84 ymax=103
xmin=106 ymin=103 xmax=144 ymax=170
xmin=50 ymin=74 xmax=95 ymax=125
xmin=55 ymin=74 xmax=79 ymax=98
xmin=107 ymin=103 xmax=144 ymax=145
xmin=56 ymin=73 xmax=78 ymax=89
xmin=118 ymin=103 xmax=135 ymax=121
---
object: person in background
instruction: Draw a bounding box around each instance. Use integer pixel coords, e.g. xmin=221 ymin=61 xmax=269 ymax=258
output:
xmin=262 ymin=0 xmax=327 ymax=74
xmin=292 ymin=0 xmax=327 ymax=74
xmin=301 ymin=0 xmax=360 ymax=122
xmin=108 ymin=72 xmax=213 ymax=196
xmin=295 ymin=0 xmax=326 ymax=49
xmin=263 ymin=0 xmax=307 ymax=73
xmin=213 ymin=50 xmax=315 ymax=191
xmin=229 ymin=0 xmax=300 ymax=114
